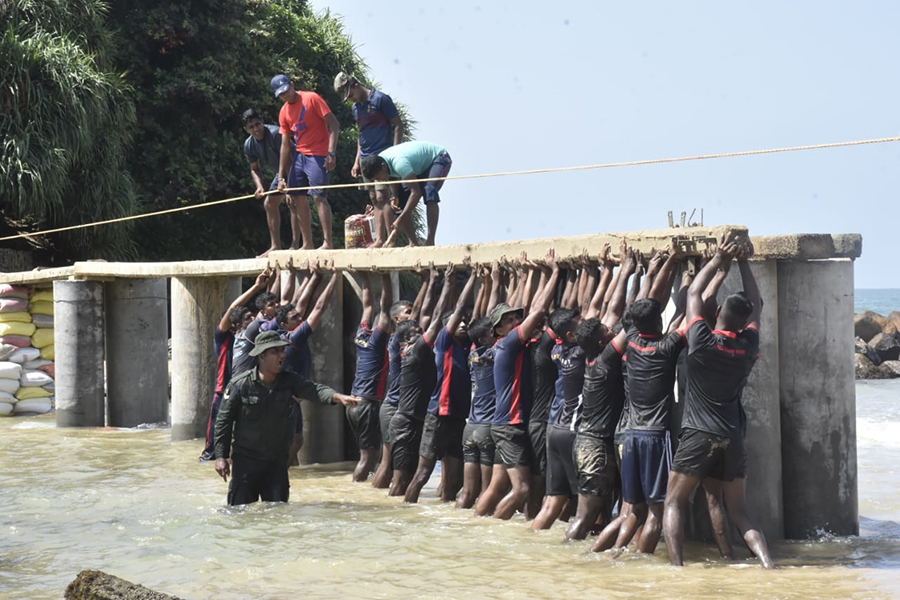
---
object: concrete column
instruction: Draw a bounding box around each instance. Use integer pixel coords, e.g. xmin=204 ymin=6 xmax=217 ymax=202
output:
xmin=54 ymin=280 xmax=105 ymax=427
xmin=778 ymin=258 xmax=858 ymax=538
xmin=301 ymin=273 xmax=345 ymax=464
xmin=105 ymin=278 xmax=169 ymax=427
xmin=224 ymin=277 xmax=243 ymax=307
xmin=170 ymin=276 xmax=228 ymax=441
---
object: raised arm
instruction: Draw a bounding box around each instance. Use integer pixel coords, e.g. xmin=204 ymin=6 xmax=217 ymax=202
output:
xmin=410 ymin=263 xmax=429 ymax=321
xmin=472 ymin=265 xmax=490 ymax=321
xmin=282 ymin=258 xmax=297 ymax=305
xmin=738 ymin=241 xmax=762 ymax=329
xmin=586 ymin=243 xmax=613 ymax=320
xmin=218 ymin=268 xmax=271 ymax=332
xmin=487 ymin=259 xmax=503 ymax=313
xmin=446 ymin=265 xmax=477 ymax=336
xmin=419 ymin=262 xmax=440 ymax=331
xmin=358 ymin=271 xmax=375 ymax=327
xmin=561 ymin=265 xmax=579 ymax=310
xmin=520 ymin=249 xmax=561 ymax=339
xmin=601 ymin=248 xmax=636 ymax=328
xmin=520 ymin=262 xmax=537 ymax=314
xmin=667 ymin=265 xmax=694 ymax=333
xmin=376 ymin=272 xmax=394 ymax=331
xmin=305 ymin=267 xmax=338 ymax=331
xmin=637 ymin=249 xmax=665 ymax=301
xmin=648 ymin=245 xmax=684 ymax=306
xmin=268 ymin=267 xmax=282 ymax=297
xmin=425 ymin=263 xmax=456 ymax=342
xmin=293 ymin=261 xmax=322 ymax=318
xmin=628 ymin=253 xmax=643 ymax=307
xmin=685 ymin=235 xmax=739 ymax=324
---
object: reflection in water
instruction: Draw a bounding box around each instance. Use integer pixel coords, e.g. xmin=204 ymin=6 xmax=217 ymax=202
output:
xmin=1 ymin=382 xmax=900 ymax=599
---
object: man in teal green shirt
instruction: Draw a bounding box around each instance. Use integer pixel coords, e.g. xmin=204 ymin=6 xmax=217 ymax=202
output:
xmin=361 ymin=141 xmax=452 ymax=247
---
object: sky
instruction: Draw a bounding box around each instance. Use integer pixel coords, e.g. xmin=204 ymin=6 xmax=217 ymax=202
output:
xmin=313 ymin=0 xmax=900 ymax=288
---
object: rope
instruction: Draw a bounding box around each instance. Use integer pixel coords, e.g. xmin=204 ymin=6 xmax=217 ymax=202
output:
xmin=2 ymin=135 xmax=897 ymax=242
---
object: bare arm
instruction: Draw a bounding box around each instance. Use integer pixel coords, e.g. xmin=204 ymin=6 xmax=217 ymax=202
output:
xmin=218 ymin=269 xmax=271 ymax=332
xmin=667 ymin=266 xmax=694 ymax=333
xmin=519 ymin=250 xmax=561 ymax=339
xmin=277 ymin=132 xmax=291 ymax=190
xmin=268 ymin=268 xmax=281 ymax=297
xmin=649 ymin=247 xmax=684 ymax=306
xmin=425 ymin=264 xmax=456 ymax=342
xmin=472 ymin=266 xmax=489 ymax=321
xmin=738 ymin=241 xmax=762 ymax=329
xmin=306 ymin=269 xmax=338 ymax=331
xmin=376 ymin=272 xmax=393 ymax=331
xmin=324 ymin=112 xmax=339 ymax=172
xmin=419 ymin=263 xmax=440 ymax=331
xmin=628 ymin=258 xmax=643 ymax=307
xmin=520 ymin=264 xmax=536 ymax=314
xmin=488 ymin=260 xmax=502 ymax=313
xmin=602 ymin=249 xmax=636 ymax=329
xmin=390 ymin=115 xmax=404 ymax=146
xmin=561 ymin=266 xmax=578 ymax=310
xmin=580 ymin=258 xmax=599 ymax=317
xmin=281 ymin=259 xmax=297 ymax=305
xmin=586 ymin=243 xmax=613 ymax=320
xmin=637 ymin=250 xmax=665 ymax=301
xmin=358 ymin=271 xmax=374 ymax=326
xmin=686 ymin=235 xmax=740 ymax=325
xmin=410 ymin=265 xmax=428 ymax=321
xmin=446 ymin=268 xmax=477 ymax=336
xmin=249 ymin=161 xmax=266 ymax=198
xmin=293 ymin=263 xmax=322 ymax=318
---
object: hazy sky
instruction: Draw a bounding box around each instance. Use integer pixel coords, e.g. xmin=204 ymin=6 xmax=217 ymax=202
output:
xmin=314 ymin=0 xmax=899 ymax=288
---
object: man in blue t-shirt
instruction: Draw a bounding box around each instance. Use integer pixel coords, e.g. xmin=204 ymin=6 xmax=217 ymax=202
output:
xmin=334 ymin=73 xmax=404 ymax=248
xmin=348 ymin=271 xmax=394 ymax=482
xmin=241 ymin=109 xmax=293 ymax=258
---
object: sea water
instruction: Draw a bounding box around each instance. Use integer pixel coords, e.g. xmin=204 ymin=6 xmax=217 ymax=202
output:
xmin=855 ymin=289 xmax=900 ymax=315
xmin=1 ymin=381 xmax=900 ymax=599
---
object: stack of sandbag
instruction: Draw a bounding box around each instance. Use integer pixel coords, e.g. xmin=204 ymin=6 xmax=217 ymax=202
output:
xmin=0 ymin=360 xmax=21 ymax=415
xmin=30 ymin=288 xmax=54 ymax=361
xmin=0 ymin=285 xmax=56 ymax=416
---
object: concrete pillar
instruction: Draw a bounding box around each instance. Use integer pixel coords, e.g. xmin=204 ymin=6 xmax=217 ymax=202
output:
xmin=301 ymin=273 xmax=345 ymax=464
xmin=170 ymin=276 xmax=229 ymax=441
xmin=54 ymin=280 xmax=105 ymax=427
xmin=224 ymin=277 xmax=243 ymax=307
xmin=778 ymin=258 xmax=858 ymax=538
xmin=105 ymin=278 xmax=169 ymax=427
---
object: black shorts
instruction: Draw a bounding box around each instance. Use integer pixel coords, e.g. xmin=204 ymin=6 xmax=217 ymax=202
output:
xmin=462 ymin=422 xmax=495 ymax=466
xmin=346 ymin=398 xmax=382 ymax=451
xmin=389 ymin=412 xmax=423 ymax=473
xmin=528 ymin=420 xmax=548 ymax=476
xmin=420 ymin=413 xmax=466 ymax=461
xmin=227 ymin=453 xmax=289 ymax=506
xmin=573 ymin=434 xmax=618 ymax=498
xmin=491 ymin=424 xmax=531 ymax=468
xmin=546 ymin=425 xmax=578 ymax=497
xmin=620 ymin=429 xmax=672 ymax=505
xmin=671 ymin=428 xmax=746 ymax=482
xmin=380 ymin=401 xmax=398 ymax=445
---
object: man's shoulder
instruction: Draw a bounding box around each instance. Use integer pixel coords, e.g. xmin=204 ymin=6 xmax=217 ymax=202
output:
xmin=229 ymin=369 xmax=255 ymax=387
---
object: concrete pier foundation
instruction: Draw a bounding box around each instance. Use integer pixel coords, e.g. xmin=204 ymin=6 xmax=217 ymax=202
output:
xmin=171 ymin=276 xmax=229 ymax=441
xmin=54 ymin=280 xmax=106 ymax=427
xmin=105 ymin=278 xmax=169 ymax=427
xmin=778 ymin=258 xmax=858 ymax=538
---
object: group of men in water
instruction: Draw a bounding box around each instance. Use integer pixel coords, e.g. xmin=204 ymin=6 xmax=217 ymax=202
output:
xmin=207 ymin=232 xmax=774 ymax=568
xmin=241 ymin=72 xmax=450 ymax=256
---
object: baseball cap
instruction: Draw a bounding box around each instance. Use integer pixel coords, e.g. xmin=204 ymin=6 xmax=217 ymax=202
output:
xmin=333 ymin=72 xmax=353 ymax=100
xmin=489 ymin=303 xmax=523 ymax=328
xmin=249 ymin=330 xmax=289 ymax=357
xmin=270 ymin=74 xmax=291 ymax=98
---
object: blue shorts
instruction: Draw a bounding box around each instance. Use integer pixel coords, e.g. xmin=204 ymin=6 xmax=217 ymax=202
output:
xmin=401 ymin=152 xmax=451 ymax=203
xmin=268 ymin=175 xmax=281 ymax=191
xmin=288 ymin=153 xmax=329 ymax=197
xmin=620 ymin=429 xmax=671 ymax=505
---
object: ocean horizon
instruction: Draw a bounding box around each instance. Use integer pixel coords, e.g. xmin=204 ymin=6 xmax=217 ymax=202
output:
xmin=855 ymin=289 xmax=900 ymax=315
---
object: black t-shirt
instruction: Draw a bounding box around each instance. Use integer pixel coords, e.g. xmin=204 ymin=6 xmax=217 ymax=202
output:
xmin=623 ymin=325 xmax=686 ymax=431
xmin=231 ymin=317 xmax=266 ymax=378
xmin=397 ymin=335 xmax=437 ymax=420
xmin=579 ymin=341 xmax=625 ymax=438
xmin=552 ymin=342 xmax=586 ymax=429
xmin=530 ymin=330 xmax=558 ymax=424
xmin=682 ymin=318 xmax=759 ymax=438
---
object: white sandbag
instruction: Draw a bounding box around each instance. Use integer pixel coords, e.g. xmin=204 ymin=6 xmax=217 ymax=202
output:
xmin=8 ymin=347 xmax=40 ymax=364
xmin=20 ymin=369 xmax=54 ymax=387
xmin=14 ymin=398 xmax=52 ymax=414
xmin=0 ymin=379 xmax=18 ymax=394
xmin=43 ymin=382 xmax=55 ymax=393
xmin=0 ymin=343 xmax=15 ymax=361
xmin=0 ymin=390 xmax=16 ymax=403
xmin=23 ymin=358 xmax=52 ymax=370
xmin=31 ymin=314 xmax=54 ymax=329
xmin=0 ymin=402 xmax=13 ymax=416
xmin=0 ymin=361 xmax=22 ymax=379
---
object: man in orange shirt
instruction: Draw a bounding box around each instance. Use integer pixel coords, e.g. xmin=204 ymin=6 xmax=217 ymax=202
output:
xmin=271 ymin=74 xmax=340 ymax=250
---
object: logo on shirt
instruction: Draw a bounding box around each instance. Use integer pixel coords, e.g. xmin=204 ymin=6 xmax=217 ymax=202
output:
xmin=291 ymin=105 xmax=307 ymax=146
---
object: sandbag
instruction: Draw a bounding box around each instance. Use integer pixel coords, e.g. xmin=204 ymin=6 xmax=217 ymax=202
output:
xmin=40 ymin=345 xmax=54 ymax=360
xmin=15 ymin=386 xmax=52 ymax=400
xmin=20 ymin=369 xmax=53 ymax=387
xmin=38 ymin=364 xmax=55 ymax=378
xmin=344 ymin=214 xmax=376 ymax=248
xmin=43 ymin=382 xmax=55 ymax=393
xmin=30 ymin=289 xmax=53 ymax=303
xmin=0 ymin=361 xmax=22 ymax=379
xmin=0 ymin=299 xmax=29 ymax=313
xmin=0 ymin=312 xmax=32 ymax=324
xmin=23 ymin=358 xmax=52 ymax=370
xmin=14 ymin=398 xmax=52 ymax=414
xmin=31 ymin=328 xmax=54 ymax=349
xmin=29 ymin=300 xmax=53 ymax=316
xmin=0 ymin=335 xmax=32 ymax=348
xmin=0 ymin=378 xmax=18 ymax=394
xmin=0 ymin=322 xmax=36 ymax=337
xmin=31 ymin=314 xmax=54 ymax=328
xmin=0 ymin=285 xmax=28 ymax=299
xmin=0 ymin=402 xmax=13 ymax=416
xmin=9 ymin=347 xmax=40 ymax=364
xmin=0 ymin=390 xmax=16 ymax=403
xmin=0 ymin=343 xmax=15 ymax=361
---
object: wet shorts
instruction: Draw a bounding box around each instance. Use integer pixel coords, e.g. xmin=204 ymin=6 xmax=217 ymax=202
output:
xmin=546 ymin=425 xmax=578 ymax=497
xmin=620 ymin=429 xmax=672 ymax=505
xmin=227 ymin=453 xmax=289 ymax=506
xmin=288 ymin=153 xmax=329 ymax=197
xmin=462 ymin=422 xmax=495 ymax=466
xmin=420 ymin=413 xmax=466 ymax=461
xmin=491 ymin=424 xmax=531 ymax=468
xmin=379 ymin=401 xmax=398 ymax=445
xmin=528 ymin=420 xmax=548 ymax=476
xmin=671 ymin=428 xmax=745 ymax=482
xmin=573 ymin=434 xmax=618 ymax=498
xmin=346 ymin=398 xmax=382 ymax=451
xmin=389 ymin=412 xmax=423 ymax=473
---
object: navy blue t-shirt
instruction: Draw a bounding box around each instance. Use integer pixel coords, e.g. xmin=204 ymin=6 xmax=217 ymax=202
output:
xmin=428 ymin=327 xmax=471 ymax=417
xmin=351 ymin=322 xmax=390 ymax=400
xmin=384 ymin=333 xmax=402 ymax=406
xmin=492 ymin=326 xmax=534 ymax=426
xmin=550 ymin=341 xmax=586 ymax=430
xmin=531 ymin=330 xmax=558 ymax=424
xmin=353 ymin=89 xmax=399 ymax=157
xmin=469 ymin=345 xmax=496 ymax=424
xmin=284 ymin=321 xmax=314 ymax=378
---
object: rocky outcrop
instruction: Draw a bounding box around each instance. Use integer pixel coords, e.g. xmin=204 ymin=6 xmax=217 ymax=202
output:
xmin=854 ymin=310 xmax=900 ymax=379
xmin=65 ymin=570 xmax=181 ymax=600
xmin=855 ymin=311 xmax=887 ymax=343
xmin=869 ymin=332 xmax=900 ymax=362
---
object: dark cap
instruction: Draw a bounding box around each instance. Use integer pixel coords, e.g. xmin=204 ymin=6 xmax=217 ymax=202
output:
xmin=271 ymin=74 xmax=291 ymax=98
xmin=249 ymin=330 xmax=289 ymax=357
xmin=489 ymin=303 xmax=523 ymax=328
xmin=333 ymin=72 xmax=354 ymax=100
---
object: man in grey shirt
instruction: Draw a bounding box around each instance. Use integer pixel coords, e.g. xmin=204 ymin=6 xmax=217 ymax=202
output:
xmin=242 ymin=108 xmax=292 ymax=257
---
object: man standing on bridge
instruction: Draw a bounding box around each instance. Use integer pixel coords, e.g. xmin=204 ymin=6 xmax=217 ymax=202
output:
xmin=241 ymin=109 xmax=290 ymax=258
xmin=214 ymin=331 xmax=359 ymax=506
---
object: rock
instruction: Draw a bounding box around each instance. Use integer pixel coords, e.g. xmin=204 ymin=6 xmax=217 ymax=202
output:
xmin=65 ymin=570 xmax=181 ymax=600
xmin=855 ymin=311 xmax=887 ymax=342
xmin=869 ymin=332 xmax=900 ymax=362
xmin=883 ymin=311 xmax=900 ymax=337
xmin=880 ymin=360 xmax=900 ymax=378
xmin=856 ymin=354 xmax=888 ymax=379
xmin=855 ymin=336 xmax=881 ymax=365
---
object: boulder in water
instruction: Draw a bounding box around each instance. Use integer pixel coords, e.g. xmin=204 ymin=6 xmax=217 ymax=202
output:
xmin=869 ymin=332 xmax=900 ymax=362
xmin=856 ymin=354 xmax=888 ymax=379
xmin=855 ymin=311 xmax=887 ymax=342
xmin=883 ymin=311 xmax=900 ymax=337
xmin=855 ymin=336 xmax=882 ymax=365
xmin=65 ymin=570 xmax=182 ymax=600
xmin=880 ymin=360 xmax=900 ymax=378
